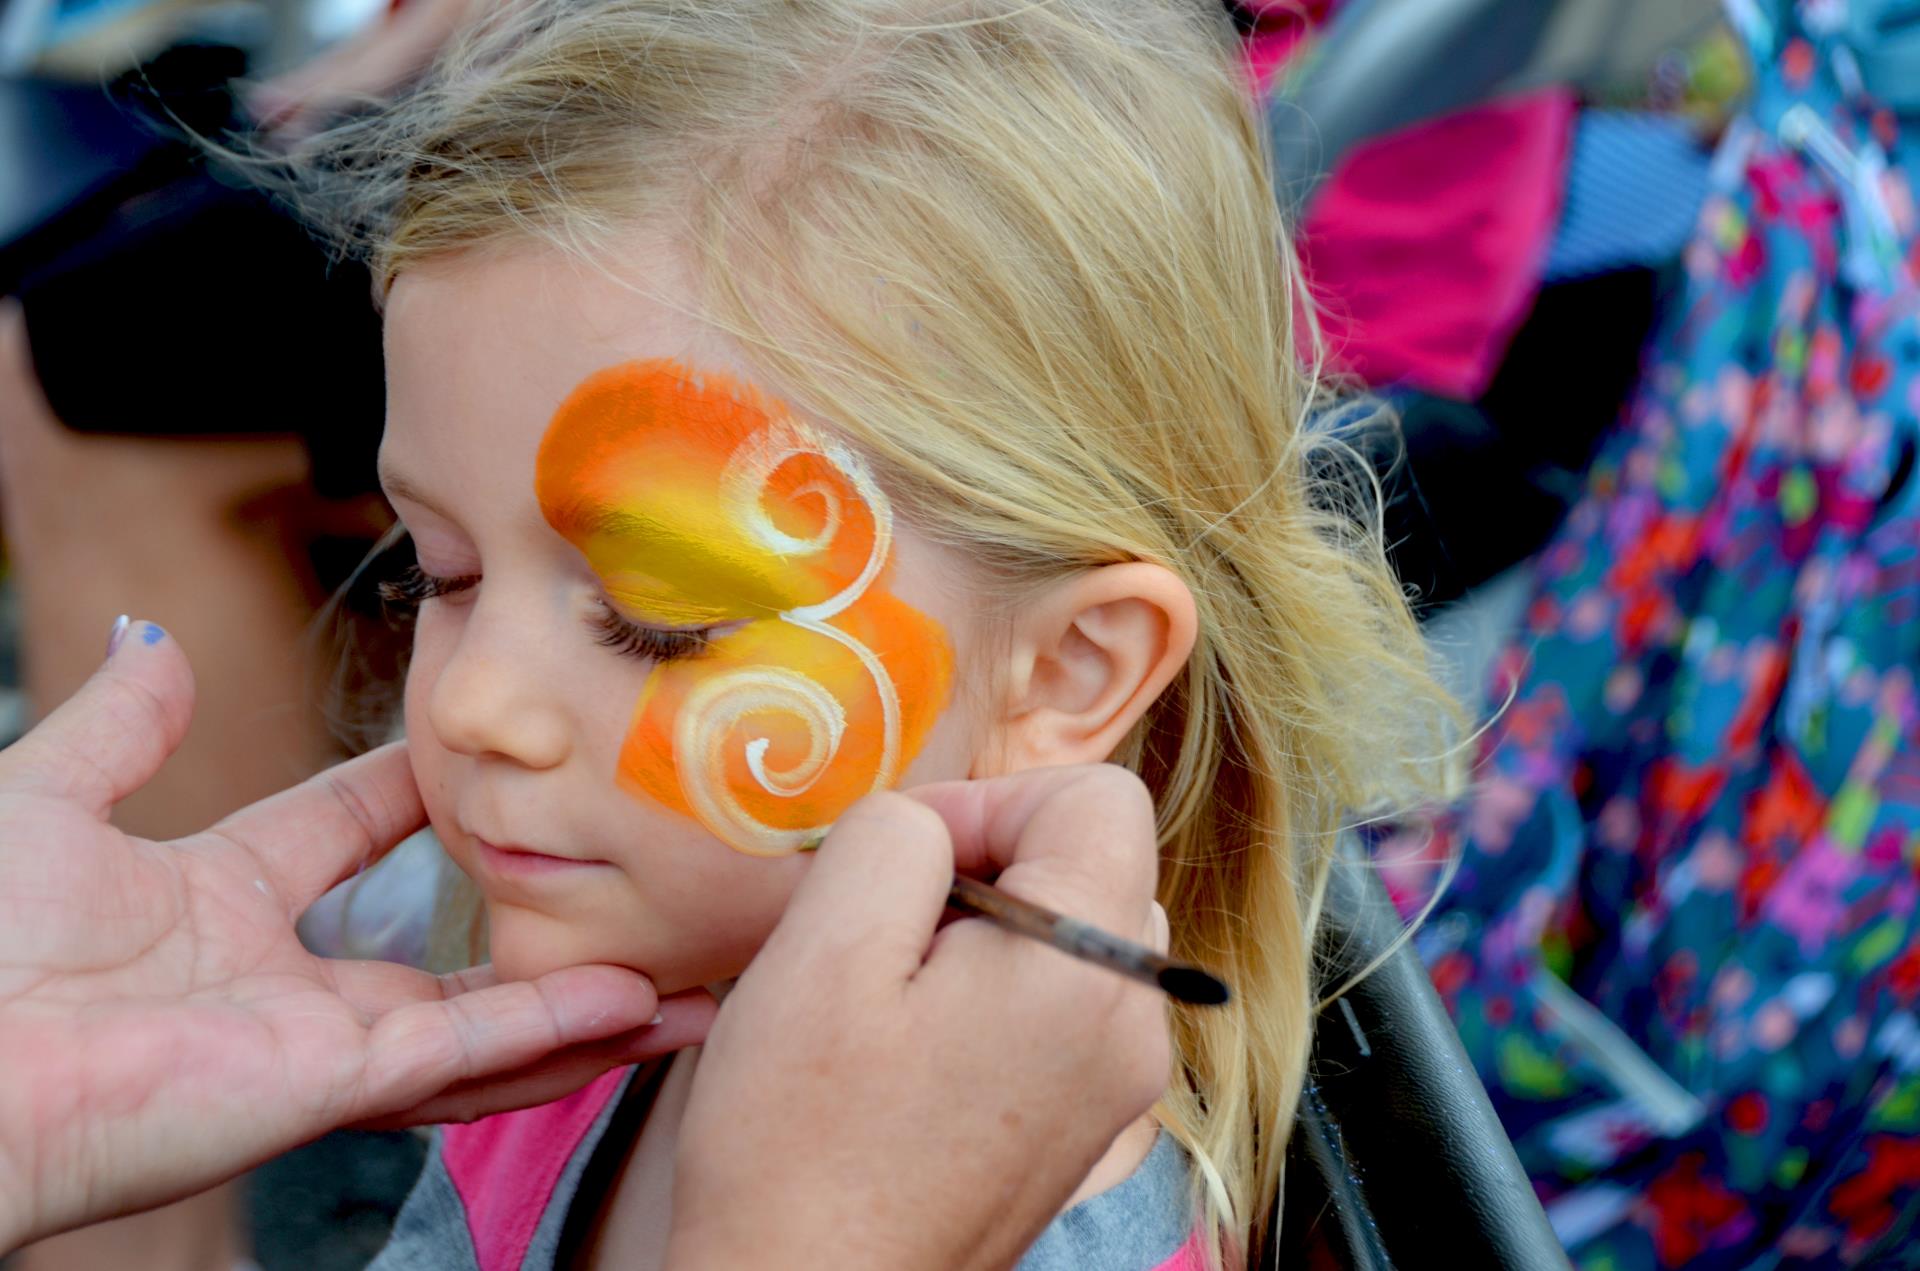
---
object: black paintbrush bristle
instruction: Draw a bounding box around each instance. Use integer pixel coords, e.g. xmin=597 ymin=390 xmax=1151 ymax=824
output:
xmin=1157 ymin=964 xmax=1231 ymax=1006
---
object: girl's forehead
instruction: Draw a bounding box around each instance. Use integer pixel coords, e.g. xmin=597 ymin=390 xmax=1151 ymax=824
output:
xmin=383 ymin=243 xmax=768 ymax=463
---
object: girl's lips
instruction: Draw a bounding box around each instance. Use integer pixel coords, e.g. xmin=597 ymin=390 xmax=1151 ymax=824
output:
xmin=474 ymin=839 xmax=613 ymax=877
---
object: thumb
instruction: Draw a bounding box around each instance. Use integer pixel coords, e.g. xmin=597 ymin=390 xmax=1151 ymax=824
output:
xmin=1145 ymin=901 xmax=1170 ymax=956
xmin=0 ymin=618 xmax=195 ymax=817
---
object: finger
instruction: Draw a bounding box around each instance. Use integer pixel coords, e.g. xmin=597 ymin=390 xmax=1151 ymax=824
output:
xmin=363 ymin=992 xmax=718 ymax=1127
xmin=348 ymin=963 xmax=666 ymax=1119
xmin=325 ymin=958 xmax=499 ymax=1020
xmin=249 ymin=0 xmax=471 ymax=136
xmin=0 ymin=619 xmax=194 ymax=817
xmin=906 ymin=764 xmax=1148 ymax=875
xmin=329 ymin=960 xmax=665 ymax=1025
xmin=1145 ymin=901 xmax=1170 ymax=956
xmin=208 ymin=742 xmax=426 ymax=907
xmin=906 ymin=764 xmax=1159 ymax=940
xmin=333 ymin=959 xmax=654 ymax=1036
xmin=752 ymin=791 xmax=954 ymax=991
xmin=245 ymin=20 xmax=399 ymax=126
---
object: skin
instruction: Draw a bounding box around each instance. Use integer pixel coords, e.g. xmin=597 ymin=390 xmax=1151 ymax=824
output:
xmin=0 ymin=6 xmax=1180 ymax=1256
xmin=0 ymin=625 xmax=711 ymax=1253
xmin=669 ymin=771 xmax=1176 ymax=1271
xmin=1 ymin=287 xmax=337 ymax=1271
xmin=383 ymin=244 xmax=978 ymax=994
xmin=383 ymin=236 xmax=1202 ymax=1262
xmin=533 ymin=360 xmax=954 ymax=856
xmin=0 ymin=625 xmax=1172 ymax=1268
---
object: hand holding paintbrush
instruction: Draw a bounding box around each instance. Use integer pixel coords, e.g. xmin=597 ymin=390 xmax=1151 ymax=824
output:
xmin=796 ymin=848 xmax=1231 ymax=1005
xmin=808 ymin=766 xmax=1233 ymax=1007
xmin=946 ymin=874 xmax=1230 ymax=1006
xmin=686 ymin=765 xmax=1188 ymax=1268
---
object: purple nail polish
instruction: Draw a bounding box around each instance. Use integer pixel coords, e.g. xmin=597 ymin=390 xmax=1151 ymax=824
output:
xmin=105 ymin=614 xmax=130 ymax=659
xmin=141 ymin=623 xmax=165 ymax=646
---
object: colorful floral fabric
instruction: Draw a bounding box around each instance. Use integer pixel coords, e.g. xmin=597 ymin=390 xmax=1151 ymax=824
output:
xmin=1378 ymin=4 xmax=1920 ymax=1266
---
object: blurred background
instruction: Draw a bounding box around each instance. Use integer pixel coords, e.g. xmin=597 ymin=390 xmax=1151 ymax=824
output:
xmin=4 ymin=1 xmax=1918 ymax=1268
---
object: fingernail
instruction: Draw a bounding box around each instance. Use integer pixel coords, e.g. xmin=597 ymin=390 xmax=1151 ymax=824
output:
xmin=105 ymin=614 xmax=130 ymax=660
xmin=649 ymin=1012 xmax=665 ymax=1026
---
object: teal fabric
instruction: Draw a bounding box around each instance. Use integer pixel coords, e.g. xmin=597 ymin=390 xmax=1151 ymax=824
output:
xmin=1382 ymin=2 xmax=1920 ymax=1265
xmin=1846 ymin=2 xmax=1920 ymax=113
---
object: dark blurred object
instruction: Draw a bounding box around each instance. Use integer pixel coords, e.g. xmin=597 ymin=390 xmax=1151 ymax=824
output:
xmin=17 ymin=164 xmax=385 ymax=497
xmin=6 ymin=41 xmax=385 ymax=501
xmin=0 ymin=81 xmax=168 ymax=292
xmin=1380 ymin=267 xmax=1666 ymax=609
xmin=1271 ymin=839 xmax=1572 ymax=1270
xmin=246 ymin=1130 xmax=428 ymax=1271
xmin=0 ymin=41 xmax=245 ymax=290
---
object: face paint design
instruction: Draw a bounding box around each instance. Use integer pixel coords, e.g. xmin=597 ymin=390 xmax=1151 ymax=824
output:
xmin=536 ymin=360 xmax=954 ymax=855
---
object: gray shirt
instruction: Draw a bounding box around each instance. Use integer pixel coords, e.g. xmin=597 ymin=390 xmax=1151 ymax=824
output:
xmin=370 ymin=1065 xmax=1196 ymax=1270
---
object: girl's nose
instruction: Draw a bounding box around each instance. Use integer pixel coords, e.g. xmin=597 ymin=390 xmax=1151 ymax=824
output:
xmin=424 ymin=609 xmax=573 ymax=770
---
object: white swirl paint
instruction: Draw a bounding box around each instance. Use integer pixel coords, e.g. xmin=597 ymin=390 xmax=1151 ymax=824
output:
xmin=674 ymin=666 xmax=850 ymax=856
xmin=678 ymin=420 xmax=902 ymax=854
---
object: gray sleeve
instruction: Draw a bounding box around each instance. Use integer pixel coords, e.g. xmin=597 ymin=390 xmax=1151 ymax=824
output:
xmin=1016 ymin=1131 xmax=1195 ymax=1271
xmin=365 ymin=1136 xmax=481 ymax=1271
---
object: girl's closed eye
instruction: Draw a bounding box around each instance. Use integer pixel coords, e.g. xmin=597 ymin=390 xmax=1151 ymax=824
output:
xmin=379 ymin=563 xmax=479 ymax=604
xmin=380 ymin=561 xmax=710 ymax=663
xmin=590 ymin=601 xmax=714 ymax=663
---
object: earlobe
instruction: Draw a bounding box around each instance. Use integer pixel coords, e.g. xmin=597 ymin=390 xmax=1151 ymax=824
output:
xmin=994 ymin=562 xmax=1197 ymax=771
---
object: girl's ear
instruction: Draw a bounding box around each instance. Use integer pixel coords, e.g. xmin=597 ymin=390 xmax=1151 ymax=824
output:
xmin=985 ymin=562 xmax=1197 ymax=774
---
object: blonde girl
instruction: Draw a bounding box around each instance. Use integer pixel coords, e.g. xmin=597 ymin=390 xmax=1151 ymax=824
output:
xmin=301 ymin=1 xmax=1459 ymax=1265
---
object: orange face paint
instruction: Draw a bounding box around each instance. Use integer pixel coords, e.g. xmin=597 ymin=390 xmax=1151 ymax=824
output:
xmin=536 ymin=360 xmax=954 ymax=855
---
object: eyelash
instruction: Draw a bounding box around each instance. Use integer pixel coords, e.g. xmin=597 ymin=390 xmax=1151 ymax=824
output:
xmin=590 ymin=603 xmax=714 ymax=663
xmin=378 ymin=565 xmax=477 ymax=604
xmin=378 ymin=566 xmax=711 ymax=664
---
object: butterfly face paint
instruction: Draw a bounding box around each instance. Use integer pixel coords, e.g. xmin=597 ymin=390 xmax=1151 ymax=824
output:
xmin=536 ymin=360 xmax=954 ymax=856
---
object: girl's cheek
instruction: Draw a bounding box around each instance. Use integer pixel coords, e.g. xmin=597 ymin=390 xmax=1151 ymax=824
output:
xmin=402 ymin=608 xmax=458 ymax=764
xmin=402 ymin=619 xmax=435 ymax=721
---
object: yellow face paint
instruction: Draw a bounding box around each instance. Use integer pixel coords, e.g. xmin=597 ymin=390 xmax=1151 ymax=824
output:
xmin=536 ymin=360 xmax=954 ymax=855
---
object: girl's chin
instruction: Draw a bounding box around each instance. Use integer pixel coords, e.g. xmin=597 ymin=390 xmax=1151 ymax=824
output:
xmin=484 ymin=926 xmax=740 ymax=997
xmin=476 ymin=897 xmax=767 ymax=993
xmin=479 ymin=906 xmax=640 ymax=983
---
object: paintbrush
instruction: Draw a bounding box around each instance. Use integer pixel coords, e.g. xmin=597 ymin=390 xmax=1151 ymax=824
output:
xmin=947 ymin=874 xmax=1231 ymax=1006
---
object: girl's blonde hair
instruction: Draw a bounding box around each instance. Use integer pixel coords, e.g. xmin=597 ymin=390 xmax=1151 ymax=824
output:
xmin=296 ymin=0 xmax=1460 ymax=1260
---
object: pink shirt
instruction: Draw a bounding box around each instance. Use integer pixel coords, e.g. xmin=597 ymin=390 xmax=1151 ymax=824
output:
xmin=369 ymin=1065 xmax=1205 ymax=1271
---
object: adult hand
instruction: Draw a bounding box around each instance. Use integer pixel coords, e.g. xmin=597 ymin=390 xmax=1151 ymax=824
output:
xmin=245 ymin=0 xmax=481 ymax=139
xmin=670 ymin=766 xmax=1171 ymax=1271
xmin=0 ymin=620 xmax=713 ymax=1252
